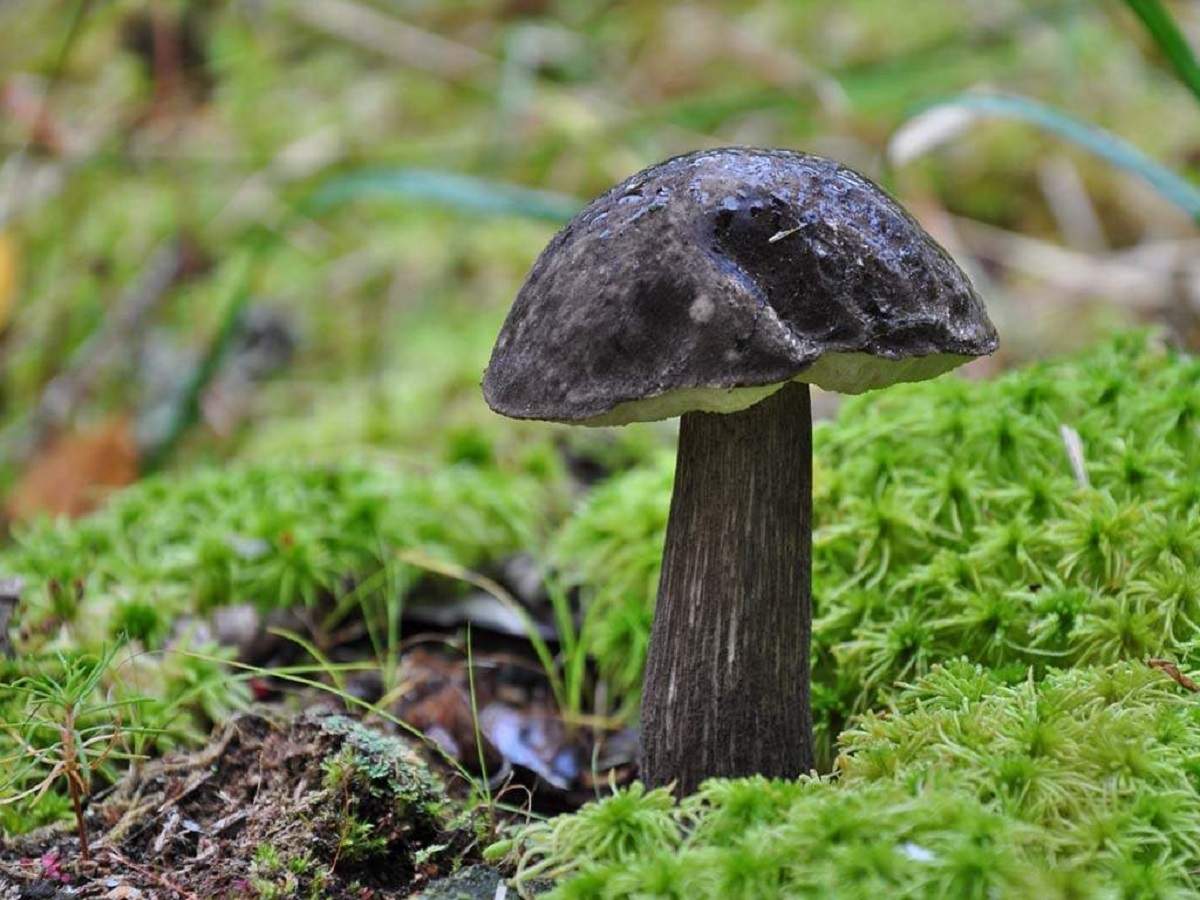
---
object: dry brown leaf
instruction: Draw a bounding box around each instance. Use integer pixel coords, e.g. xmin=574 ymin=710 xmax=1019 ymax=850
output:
xmin=5 ymin=417 xmax=139 ymax=521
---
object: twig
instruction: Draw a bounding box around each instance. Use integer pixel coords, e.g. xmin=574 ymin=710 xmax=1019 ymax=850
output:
xmin=1058 ymin=424 xmax=1089 ymax=488
xmin=1037 ymin=155 xmax=1107 ymax=253
xmin=152 ymin=808 xmax=181 ymax=855
xmin=955 ymin=217 xmax=1162 ymax=302
xmin=288 ymin=0 xmax=494 ymax=83
xmin=953 ymin=215 xmax=1199 ymax=307
xmin=1147 ymin=658 xmax=1200 ymax=692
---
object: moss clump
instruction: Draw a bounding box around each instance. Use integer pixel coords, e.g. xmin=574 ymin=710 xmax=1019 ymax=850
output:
xmin=0 ymin=459 xmax=549 ymax=832
xmin=839 ymin=662 xmax=1200 ymax=872
xmin=553 ymin=332 xmax=1200 ymax=760
xmin=0 ymin=642 xmax=250 ymax=833
xmin=504 ymin=662 xmax=1200 ymax=897
xmin=319 ymin=713 xmax=445 ymax=820
xmin=313 ymin=713 xmax=458 ymax=876
xmin=551 ymin=457 xmax=673 ymax=712
xmin=3 ymin=460 xmax=549 ymax=651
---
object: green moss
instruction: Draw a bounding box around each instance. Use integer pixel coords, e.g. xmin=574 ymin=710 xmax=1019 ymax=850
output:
xmin=551 ymin=456 xmax=673 ymax=711
xmin=319 ymin=713 xmax=445 ymax=820
xmin=109 ymin=597 xmax=169 ymax=645
xmin=526 ymin=330 xmax=1200 ymax=896
xmin=7 ymin=332 xmax=1199 ymax=877
xmin=312 ymin=713 xmax=462 ymax=875
xmin=553 ymin=332 xmax=1200 ymax=759
xmin=3 ymin=460 xmax=549 ymax=650
xmin=0 ymin=459 xmax=549 ymax=833
xmin=507 ymin=662 xmax=1200 ymax=897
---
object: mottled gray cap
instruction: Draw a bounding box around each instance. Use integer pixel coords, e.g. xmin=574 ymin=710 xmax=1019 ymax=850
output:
xmin=484 ymin=147 xmax=997 ymax=426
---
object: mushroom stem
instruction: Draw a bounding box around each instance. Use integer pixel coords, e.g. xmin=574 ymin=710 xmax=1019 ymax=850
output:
xmin=641 ymin=380 xmax=813 ymax=795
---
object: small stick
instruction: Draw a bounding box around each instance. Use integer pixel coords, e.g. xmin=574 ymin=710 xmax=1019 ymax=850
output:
xmin=1058 ymin=424 xmax=1089 ymax=488
xmin=1147 ymin=658 xmax=1200 ymax=692
xmin=288 ymin=0 xmax=493 ymax=83
xmin=60 ymin=708 xmax=90 ymax=863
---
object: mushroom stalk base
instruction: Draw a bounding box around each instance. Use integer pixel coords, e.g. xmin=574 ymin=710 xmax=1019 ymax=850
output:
xmin=641 ymin=381 xmax=813 ymax=795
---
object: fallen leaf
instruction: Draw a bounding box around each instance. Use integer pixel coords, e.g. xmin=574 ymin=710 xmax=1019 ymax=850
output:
xmin=6 ymin=417 xmax=139 ymax=520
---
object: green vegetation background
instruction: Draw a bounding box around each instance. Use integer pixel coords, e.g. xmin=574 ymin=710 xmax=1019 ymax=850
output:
xmin=2 ymin=1 xmax=1200 ymax=897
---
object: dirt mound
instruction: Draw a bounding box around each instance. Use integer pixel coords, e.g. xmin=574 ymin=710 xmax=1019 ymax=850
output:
xmin=0 ymin=711 xmax=488 ymax=898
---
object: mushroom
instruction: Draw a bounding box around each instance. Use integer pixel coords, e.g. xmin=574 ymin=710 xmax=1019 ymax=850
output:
xmin=483 ymin=148 xmax=997 ymax=795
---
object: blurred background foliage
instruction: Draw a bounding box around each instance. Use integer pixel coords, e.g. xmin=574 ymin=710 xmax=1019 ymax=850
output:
xmin=2 ymin=0 xmax=1200 ymax=870
xmin=0 ymin=0 xmax=1198 ymax=517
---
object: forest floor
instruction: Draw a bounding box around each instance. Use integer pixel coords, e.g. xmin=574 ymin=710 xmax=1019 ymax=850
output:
xmin=2 ymin=708 xmax=509 ymax=899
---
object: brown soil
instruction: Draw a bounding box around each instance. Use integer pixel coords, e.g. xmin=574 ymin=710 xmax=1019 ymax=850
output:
xmin=0 ymin=710 xmax=496 ymax=899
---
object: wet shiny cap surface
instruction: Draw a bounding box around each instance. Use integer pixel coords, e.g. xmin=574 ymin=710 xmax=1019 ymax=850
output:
xmin=484 ymin=147 xmax=998 ymax=424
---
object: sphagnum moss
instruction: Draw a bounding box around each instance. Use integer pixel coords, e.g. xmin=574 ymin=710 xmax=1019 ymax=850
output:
xmin=503 ymin=662 xmax=1200 ymax=897
xmin=517 ymin=331 xmax=1200 ymax=894
xmin=554 ymin=331 xmax=1200 ymax=764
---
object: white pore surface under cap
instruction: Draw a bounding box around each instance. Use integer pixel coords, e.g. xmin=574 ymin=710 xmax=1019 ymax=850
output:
xmin=579 ymin=351 xmax=969 ymax=426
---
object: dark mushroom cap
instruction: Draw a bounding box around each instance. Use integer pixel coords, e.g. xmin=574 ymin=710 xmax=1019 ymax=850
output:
xmin=484 ymin=147 xmax=997 ymax=425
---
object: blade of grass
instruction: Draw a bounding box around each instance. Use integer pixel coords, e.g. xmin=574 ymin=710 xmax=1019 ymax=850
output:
xmin=546 ymin=576 xmax=588 ymax=721
xmin=381 ymin=551 xmax=408 ymax=696
xmin=465 ymin=624 xmax=492 ymax=808
xmin=894 ymin=92 xmax=1200 ymax=222
xmin=183 ymin=650 xmax=480 ymax=789
xmin=1124 ymin=0 xmax=1200 ymax=105
xmin=140 ymin=250 xmax=255 ymax=473
xmin=270 ymin=627 xmax=349 ymax=696
xmin=309 ymin=169 xmax=582 ymax=223
xmin=395 ymin=549 xmax=568 ymax=716
xmin=344 ymin=564 xmax=407 ymax=695
xmin=321 ymin=567 xmax=391 ymax=633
